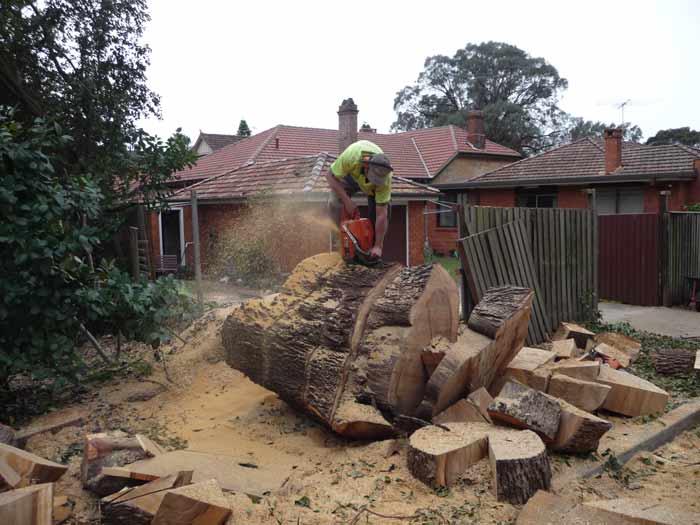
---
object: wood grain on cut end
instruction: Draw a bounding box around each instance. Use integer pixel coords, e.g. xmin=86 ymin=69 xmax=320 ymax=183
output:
xmin=596 ymin=365 xmax=669 ymax=417
xmin=552 ymin=399 xmax=612 ymax=454
xmin=547 ymin=374 xmax=611 ymax=412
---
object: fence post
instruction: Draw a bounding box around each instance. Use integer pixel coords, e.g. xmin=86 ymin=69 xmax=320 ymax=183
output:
xmin=129 ymin=226 xmax=139 ymax=279
xmin=456 ymin=196 xmax=473 ymax=321
xmin=660 ymin=190 xmax=671 ymax=306
xmin=191 ymin=190 xmax=204 ymax=309
xmin=586 ymin=189 xmax=598 ymax=305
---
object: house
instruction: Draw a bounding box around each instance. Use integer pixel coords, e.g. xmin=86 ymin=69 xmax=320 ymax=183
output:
xmin=149 ymin=99 xmax=520 ymax=271
xmin=191 ymin=132 xmax=243 ymax=156
xmin=440 ymin=128 xmax=700 ymax=214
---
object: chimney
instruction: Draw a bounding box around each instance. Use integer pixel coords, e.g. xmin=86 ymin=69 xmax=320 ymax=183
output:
xmin=604 ymin=128 xmax=623 ymax=174
xmin=338 ymin=98 xmax=358 ymax=153
xmin=466 ymin=110 xmax=486 ymax=149
xmin=360 ymin=123 xmax=376 ymax=133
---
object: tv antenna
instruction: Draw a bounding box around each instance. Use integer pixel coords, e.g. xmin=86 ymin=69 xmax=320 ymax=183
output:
xmin=617 ymin=99 xmax=631 ymax=125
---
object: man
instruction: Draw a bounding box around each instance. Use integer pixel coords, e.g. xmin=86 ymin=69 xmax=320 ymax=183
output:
xmin=326 ymin=140 xmax=393 ymax=258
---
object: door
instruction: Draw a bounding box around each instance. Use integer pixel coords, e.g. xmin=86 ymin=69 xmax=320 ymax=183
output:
xmin=357 ymin=204 xmax=408 ymax=265
xmin=160 ymin=210 xmax=183 ymax=263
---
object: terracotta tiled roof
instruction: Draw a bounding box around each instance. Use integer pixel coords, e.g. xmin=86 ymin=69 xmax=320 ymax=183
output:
xmin=196 ymin=132 xmax=243 ymax=151
xmin=174 ymin=125 xmax=520 ymax=183
xmin=169 ymin=153 xmax=439 ymax=202
xmin=460 ymin=138 xmax=700 ymax=187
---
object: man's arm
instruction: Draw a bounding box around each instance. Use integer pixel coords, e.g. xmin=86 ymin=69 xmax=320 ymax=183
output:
xmin=371 ymin=204 xmax=388 ymax=257
xmin=325 ymin=172 xmax=358 ymax=216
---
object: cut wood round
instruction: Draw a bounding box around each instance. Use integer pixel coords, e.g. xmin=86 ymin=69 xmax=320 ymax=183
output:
xmin=651 ymin=348 xmax=696 ymax=376
xmin=222 ymin=253 xmax=459 ymax=439
xmin=152 ymin=479 xmax=231 ymax=525
xmin=488 ymin=428 xmax=551 ymax=505
xmin=551 ymin=399 xmax=612 ymax=454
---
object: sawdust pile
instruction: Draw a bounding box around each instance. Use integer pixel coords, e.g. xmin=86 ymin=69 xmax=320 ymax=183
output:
xmin=18 ymin=303 xmax=700 ymax=524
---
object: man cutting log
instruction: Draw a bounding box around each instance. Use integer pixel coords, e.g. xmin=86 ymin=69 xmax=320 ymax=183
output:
xmin=326 ymin=140 xmax=393 ymax=259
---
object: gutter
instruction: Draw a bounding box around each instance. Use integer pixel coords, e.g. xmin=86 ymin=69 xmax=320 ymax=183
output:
xmin=434 ymin=170 xmax=696 ymax=190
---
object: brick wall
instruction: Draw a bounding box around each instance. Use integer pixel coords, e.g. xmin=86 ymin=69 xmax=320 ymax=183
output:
xmin=426 ymin=201 xmax=457 ymax=255
xmin=474 ymin=189 xmax=516 ymax=207
xmin=557 ymin=188 xmax=588 ymax=208
xmin=408 ymin=201 xmax=425 ymax=266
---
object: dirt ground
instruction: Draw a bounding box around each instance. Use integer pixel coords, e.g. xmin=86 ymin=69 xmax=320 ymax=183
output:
xmin=21 ymin=305 xmax=700 ymax=524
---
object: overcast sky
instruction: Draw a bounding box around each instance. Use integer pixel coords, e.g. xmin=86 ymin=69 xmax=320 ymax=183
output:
xmin=139 ymin=0 xmax=700 ymax=144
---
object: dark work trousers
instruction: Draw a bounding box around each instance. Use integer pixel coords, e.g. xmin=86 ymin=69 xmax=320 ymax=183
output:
xmin=329 ymin=174 xmax=392 ymax=229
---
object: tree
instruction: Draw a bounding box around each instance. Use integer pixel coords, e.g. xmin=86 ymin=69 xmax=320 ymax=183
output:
xmin=646 ymin=127 xmax=700 ymax=148
xmin=392 ymin=42 xmax=569 ymax=154
xmin=567 ymin=118 xmax=643 ymax=143
xmin=237 ymin=119 xmax=252 ymax=137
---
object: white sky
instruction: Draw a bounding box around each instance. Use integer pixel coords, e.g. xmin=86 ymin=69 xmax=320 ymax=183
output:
xmin=139 ymin=0 xmax=700 ymax=144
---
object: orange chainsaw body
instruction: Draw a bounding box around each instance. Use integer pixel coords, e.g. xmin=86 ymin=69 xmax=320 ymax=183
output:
xmin=340 ymin=210 xmax=374 ymax=263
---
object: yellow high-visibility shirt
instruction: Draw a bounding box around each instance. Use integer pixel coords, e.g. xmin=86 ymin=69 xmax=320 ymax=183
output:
xmin=330 ymin=140 xmax=392 ymax=204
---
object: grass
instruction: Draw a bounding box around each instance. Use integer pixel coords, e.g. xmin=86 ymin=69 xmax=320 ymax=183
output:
xmin=428 ymin=253 xmax=461 ymax=282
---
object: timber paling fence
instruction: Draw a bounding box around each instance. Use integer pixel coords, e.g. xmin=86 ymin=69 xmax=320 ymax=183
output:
xmin=457 ymin=202 xmax=597 ymax=343
xmin=666 ymin=212 xmax=700 ymax=305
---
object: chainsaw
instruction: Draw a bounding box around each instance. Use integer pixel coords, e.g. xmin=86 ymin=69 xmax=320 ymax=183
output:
xmin=339 ymin=209 xmax=381 ymax=266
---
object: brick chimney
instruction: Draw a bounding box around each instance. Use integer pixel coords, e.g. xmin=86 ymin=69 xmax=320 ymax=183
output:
xmin=338 ymin=98 xmax=358 ymax=153
xmin=604 ymin=128 xmax=623 ymax=174
xmin=466 ymin=110 xmax=486 ymax=149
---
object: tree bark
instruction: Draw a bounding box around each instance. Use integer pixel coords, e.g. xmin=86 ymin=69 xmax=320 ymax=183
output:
xmin=651 ymin=348 xmax=696 ymax=376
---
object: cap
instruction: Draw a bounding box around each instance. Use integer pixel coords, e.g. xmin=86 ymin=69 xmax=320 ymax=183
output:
xmin=366 ymin=153 xmax=393 ymax=171
xmin=366 ymin=153 xmax=393 ymax=186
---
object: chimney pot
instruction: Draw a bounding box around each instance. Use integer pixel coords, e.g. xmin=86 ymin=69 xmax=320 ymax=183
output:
xmin=466 ymin=110 xmax=486 ymax=149
xmin=338 ymin=98 xmax=359 ymax=153
xmin=604 ymin=128 xmax=623 ymax=174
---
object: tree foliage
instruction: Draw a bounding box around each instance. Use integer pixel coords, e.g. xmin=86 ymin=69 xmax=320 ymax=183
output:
xmin=646 ymin=127 xmax=700 ymax=148
xmin=237 ymin=119 xmax=251 ymax=137
xmin=567 ymin=118 xmax=643 ymax=143
xmin=392 ymin=42 xmax=569 ymax=154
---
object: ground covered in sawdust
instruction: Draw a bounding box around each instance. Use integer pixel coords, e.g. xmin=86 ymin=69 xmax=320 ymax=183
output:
xmin=21 ymin=305 xmax=700 ymax=524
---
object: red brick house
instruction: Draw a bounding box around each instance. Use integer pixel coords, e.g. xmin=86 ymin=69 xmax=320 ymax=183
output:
xmin=440 ymin=129 xmax=700 ymax=213
xmin=149 ymin=100 xmax=520 ymax=270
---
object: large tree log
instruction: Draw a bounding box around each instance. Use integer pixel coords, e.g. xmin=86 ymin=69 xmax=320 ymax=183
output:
xmin=651 ymin=348 xmax=696 ymax=376
xmin=222 ymin=253 xmax=460 ymax=439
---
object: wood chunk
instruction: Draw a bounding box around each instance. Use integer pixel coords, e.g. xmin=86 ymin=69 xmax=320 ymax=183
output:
xmin=467 ymin=387 xmax=494 ymax=423
xmin=596 ymin=366 xmax=669 ymax=417
xmin=424 ymin=288 xmax=534 ymax=416
xmin=552 ymin=339 xmax=579 ymax=359
xmin=101 ymin=471 xmax=192 ymax=525
xmin=595 ymin=332 xmax=642 ymax=362
xmin=553 ymin=322 xmax=594 ymax=349
xmin=433 ymin=399 xmax=488 ymax=425
xmin=584 ymin=497 xmax=699 ymax=525
xmin=0 ymin=424 xmax=16 ymax=447
xmin=407 ymin=422 xmax=491 ymax=487
xmin=552 ymin=399 xmax=612 ymax=454
xmin=494 ymin=347 xmax=556 ymax=393
xmin=651 ymin=348 xmax=696 ymax=376
xmin=81 ymin=432 xmax=164 ymax=496
xmin=695 ymin=350 xmax=700 ymax=370
xmin=152 ymin=479 xmax=231 ymax=525
xmin=467 ymin=286 xmax=535 ymax=339
xmin=547 ymin=359 xmax=600 ymax=381
xmin=53 ymin=495 xmax=71 ymax=525
xmin=516 ymin=491 xmax=638 ymax=525
xmin=14 ymin=412 xmax=85 ymax=449
xmin=102 ymin=449 xmax=293 ymax=497
xmin=421 ymin=336 xmax=450 ymax=377
xmin=0 ymin=443 xmax=67 ymax=491
xmin=489 ymin=429 xmax=551 ymax=505
xmin=487 ymin=381 xmax=561 ymax=442
xmin=0 ymin=482 xmax=53 ymax=525
xmin=595 ymin=342 xmax=631 ymax=368
xmin=547 ymin=374 xmax=611 ymax=412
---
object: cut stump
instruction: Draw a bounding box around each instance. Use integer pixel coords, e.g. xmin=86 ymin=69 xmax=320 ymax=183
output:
xmin=0 ymin=443 xmax=67 ymax=491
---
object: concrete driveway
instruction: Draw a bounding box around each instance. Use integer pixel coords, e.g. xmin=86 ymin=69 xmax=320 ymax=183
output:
xmin=600 ymin=301 xmax=700 ymax=338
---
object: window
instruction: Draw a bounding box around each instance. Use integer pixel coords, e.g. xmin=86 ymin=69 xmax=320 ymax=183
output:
xmin=596 ymin=187 xmax=644 ymax=215
xmin=437 ymin=194 xmax=458 ymax=228
xmin=516 ymin=190 xmax=558 ymax=208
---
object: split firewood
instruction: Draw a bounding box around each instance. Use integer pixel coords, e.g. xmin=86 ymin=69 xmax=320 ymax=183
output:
xmin=596 ymin=365 xmax=669 ymax=416
xmin=421 ymin=336 xmax=450 ymax=376
xmin=516 ymin=490 xmax=638 ymax=525
xmin=152 ymin=479 xmax=231 ymax=525
xmin=651 ymin=348 xmax=696 ymax=376
xmin=0 ymin=424 xmax=16 ymax=447
xmin=584 ymin=497 xmax=699 ymax=525
xmin=547 ymin=374 xmax=611 ymax=412
xmin=433 ymin=399 xmax=488 ymax=425
xmin=551 ymin=399 xmax=612 ymax=454
xmin=466 ymin=388 xmax=494 ymax=423
xmin=595 ymin=332 xmax=642 ymax=362
xmin=0 ymin=444 xmax=67 ymax=491
xmin=222 ymin=253 xmax=459 ymax=439
xmin=488 ymin=428 xmax=551 ymax=505
xmin=487 ymin=381 xmax=561 ymax=442
xmin=101 ymin=471 xmax=192 ymax=525
xmin=551 ymin=339 xmax=579 ymax=359
xmin=546 ymin=359 xmax=600 ymax=381
xmin=80 ymin=432 xmax=164 ymax=496
xmin=594 ymin=343 xmax=631 ymax=368
xmin=423 ymin=286 xmax=534 ymax=416
xmin=552 ymin=322 xmax=594 ymax=349
xmin=0 ymin=482 xmax=53 ymax=525
xmin=492 ymin=347 xmax=556 ymax=394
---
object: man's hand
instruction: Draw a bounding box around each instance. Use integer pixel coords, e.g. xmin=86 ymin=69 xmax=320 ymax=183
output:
xmin=369 ymin=245 xmax=382 ymax=258
xmin=344 ymin=199 xmax=358 ymax=217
